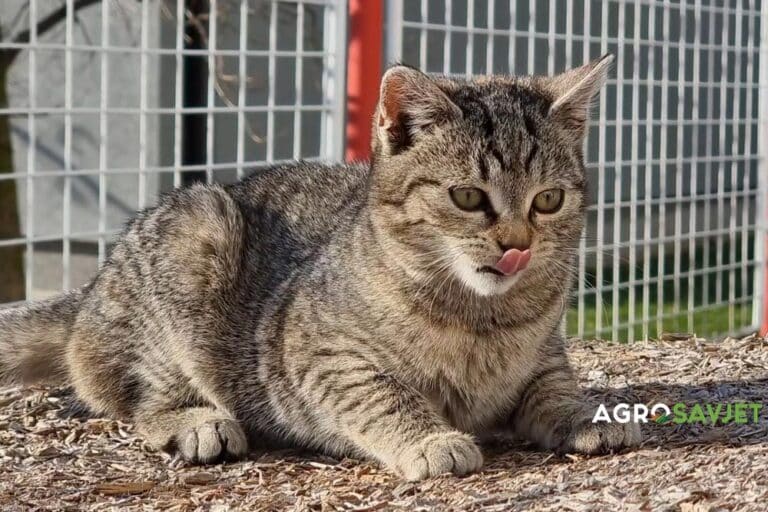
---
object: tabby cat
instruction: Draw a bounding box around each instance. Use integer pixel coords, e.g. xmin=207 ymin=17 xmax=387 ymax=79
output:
xmin=0 ymin=56 xmax=640 ymax=480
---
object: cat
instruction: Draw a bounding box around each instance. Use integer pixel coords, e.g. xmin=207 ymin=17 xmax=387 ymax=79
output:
xmin=0 ymin=56 xmax=640 ymax=480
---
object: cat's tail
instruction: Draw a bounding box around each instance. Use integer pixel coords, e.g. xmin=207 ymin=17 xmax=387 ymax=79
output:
xmin=0 ymin=287 xmax=85 ymax=386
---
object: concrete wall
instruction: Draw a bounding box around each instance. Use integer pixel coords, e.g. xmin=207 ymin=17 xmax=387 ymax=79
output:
xmin=4 ymin=0 xmax=163 ymax=242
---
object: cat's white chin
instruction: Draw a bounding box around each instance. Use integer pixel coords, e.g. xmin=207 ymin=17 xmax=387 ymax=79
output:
xmin=451 ymin=254 xmax=523 ymax=296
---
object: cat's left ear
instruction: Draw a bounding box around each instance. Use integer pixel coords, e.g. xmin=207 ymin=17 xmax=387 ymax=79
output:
xmin=545 ymin=54 xmax=613 ymax=139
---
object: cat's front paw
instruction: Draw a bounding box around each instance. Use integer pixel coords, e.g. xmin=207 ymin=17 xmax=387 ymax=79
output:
xmin=177 ymin=418 xmax=248 ymax=464
xmin=394 ymin=431 xmax=483 ymax=481
xmin=559 ymin=418 xmax=641 ymax=455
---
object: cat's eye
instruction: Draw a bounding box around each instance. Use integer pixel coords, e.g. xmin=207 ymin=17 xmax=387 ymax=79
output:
xmin=531 ymin=189 xmax=565 ymax=214
xmin=450 ymin=187 xmax=488 ymax=212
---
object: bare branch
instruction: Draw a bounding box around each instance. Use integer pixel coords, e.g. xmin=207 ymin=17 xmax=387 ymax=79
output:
xmin=184 ymin=4 xmax=265 ymax=143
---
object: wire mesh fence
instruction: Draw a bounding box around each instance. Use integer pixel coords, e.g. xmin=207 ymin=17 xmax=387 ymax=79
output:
xmin=0 ymin=0 xmax=347 ymax=304
xmin=0 ymin=0 xmax=766 ymax=341
xmin=388 ymin=0 xmax=767 ymax=341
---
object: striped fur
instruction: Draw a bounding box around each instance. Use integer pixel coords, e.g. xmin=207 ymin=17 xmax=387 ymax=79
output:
xmin=0 ymin=57 xmax=639 ymax=480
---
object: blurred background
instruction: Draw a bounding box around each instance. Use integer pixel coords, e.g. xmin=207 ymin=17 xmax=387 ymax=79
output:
xmin=0 ymin=0 xmax=765 ymax=342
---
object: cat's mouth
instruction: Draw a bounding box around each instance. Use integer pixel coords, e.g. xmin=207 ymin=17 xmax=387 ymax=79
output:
xmin=477 ymin=249 xmax=532 ymax=278
xmin=478 ymin=266 xmax=506 ymax=277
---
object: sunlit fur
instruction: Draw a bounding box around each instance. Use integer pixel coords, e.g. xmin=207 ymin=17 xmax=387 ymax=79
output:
xmin=0 ymin=57 xmax=639 ymax=481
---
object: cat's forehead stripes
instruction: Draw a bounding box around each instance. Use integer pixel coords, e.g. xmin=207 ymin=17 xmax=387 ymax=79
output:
xmin=490 ymin=147 xmax=505 ymax=170
xmin=442 ymin=80 xmax=550 ymax=181
xmin=524 ymin=139 xmax=539 ymax=175
xmin=477 ymin=154 xmax=490 ymax=181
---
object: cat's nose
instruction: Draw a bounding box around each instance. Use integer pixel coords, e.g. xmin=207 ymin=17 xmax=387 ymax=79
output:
xmin=495 ymin=225 xmax=530 ymax=253
xmin=497 ymin=239 xmax=530 ymax=252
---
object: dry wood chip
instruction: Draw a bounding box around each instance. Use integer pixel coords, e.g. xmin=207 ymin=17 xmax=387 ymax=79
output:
xmin=2 ymin=335 xmax=768 ymax=510
xmin=182 ymin=471 xmax=219 ymax=485
xmin=94 ymin=481 xmax=156 ymax=495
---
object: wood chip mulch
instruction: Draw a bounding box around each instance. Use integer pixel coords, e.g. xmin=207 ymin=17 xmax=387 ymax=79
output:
xmin=2 ymin=334 xmax=767 ymax=511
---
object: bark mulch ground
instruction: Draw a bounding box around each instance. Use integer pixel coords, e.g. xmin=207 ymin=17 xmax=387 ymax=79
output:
xmin=1 ymin=335 xmax=767 ymax=511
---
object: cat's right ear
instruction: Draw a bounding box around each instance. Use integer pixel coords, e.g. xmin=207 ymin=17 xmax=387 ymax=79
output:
xmin=545 ymin=54 xmax=613 ymax=140
xmin=373 ymin=65 xmax=462 ymax=155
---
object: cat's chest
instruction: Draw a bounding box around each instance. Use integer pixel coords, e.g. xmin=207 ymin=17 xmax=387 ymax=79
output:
xmin=404 ymin=323 xmax=543 ymax=432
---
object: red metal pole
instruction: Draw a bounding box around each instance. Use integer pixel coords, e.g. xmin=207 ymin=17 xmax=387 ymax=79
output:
xmin=345 ymin=0 xmax=383 ymax=162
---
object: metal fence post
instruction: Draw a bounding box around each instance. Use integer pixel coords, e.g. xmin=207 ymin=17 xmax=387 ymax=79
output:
xmin=322 ymin=0 xmax=349 ymax=162
xmin=759 ymin=0 xmax=768 ymax=337
xmin=385 ymin=0 xmax=403 ymax=66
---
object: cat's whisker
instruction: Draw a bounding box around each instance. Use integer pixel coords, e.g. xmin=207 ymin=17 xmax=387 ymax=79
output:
xmin=411 ymin=256 xmax=461 ymax=305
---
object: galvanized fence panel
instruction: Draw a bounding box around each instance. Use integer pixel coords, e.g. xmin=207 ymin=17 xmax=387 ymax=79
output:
xmin=1 ymin=0 xmax=766 ymax=342
xmin=387 ymin=0 xmax=766 ymax=340
xmin=0 ymin=0 xmax=347 ymax=304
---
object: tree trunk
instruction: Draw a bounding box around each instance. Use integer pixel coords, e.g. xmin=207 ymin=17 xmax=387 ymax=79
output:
xmin=0 ymin=31 xmax=26 ymax=302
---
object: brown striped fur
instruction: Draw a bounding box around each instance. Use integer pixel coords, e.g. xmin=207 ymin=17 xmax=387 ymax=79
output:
xmin=0 ymin=57 xmax=639 ymax=480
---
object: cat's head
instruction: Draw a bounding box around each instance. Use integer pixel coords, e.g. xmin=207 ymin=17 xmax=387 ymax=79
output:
xmin=369 ymin=56 xmax=611 ymax=297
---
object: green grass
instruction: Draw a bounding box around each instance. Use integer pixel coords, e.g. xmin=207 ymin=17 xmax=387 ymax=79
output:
xmin=566 ymin=297 xmax=754 ymax=342
xmin=565 ymin=234 xmax=759 ymax=342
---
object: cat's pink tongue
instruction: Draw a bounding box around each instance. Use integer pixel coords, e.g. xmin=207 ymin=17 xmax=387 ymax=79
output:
xmin=494 ymin=248 xmax=532 ymax=276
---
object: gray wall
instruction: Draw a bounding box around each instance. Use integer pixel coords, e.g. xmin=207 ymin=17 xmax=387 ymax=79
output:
xmin=4 ymin=0 xmax=162 ymax=241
